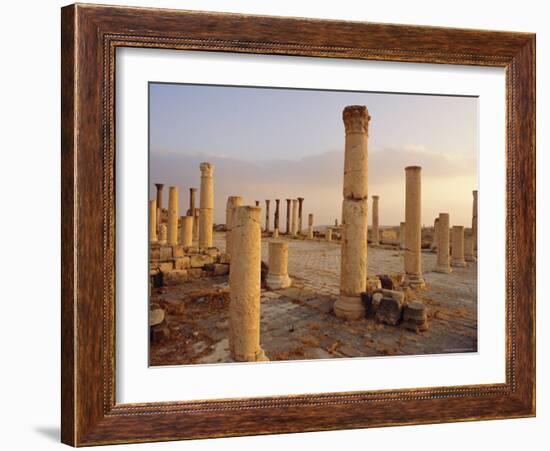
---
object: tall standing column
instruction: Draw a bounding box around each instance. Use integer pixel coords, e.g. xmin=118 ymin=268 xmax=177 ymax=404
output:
xmin=326 ymin=228 xmax=333 ymax=242
xmin=451 ymin=226 xmax=467 ymax=267
xmin=472 ymin=190 xmax=478 ymax=250
xmin=285 ymin=199 xmax=291 ymax=234
xmin=225 ymin=196 xmax=243 ymax=258
xmin=334 ymin=105 xmax=370 ymax=320
xmin=229 ymin=206 xmax=268 ymax=362
xmin=464 ymin=231 xmax=476 ymax=262
xmin=265 ymin=199 xmax=271 ymax=233
xmin=266 ymin=241 xmax=292 ymax=289
xmin=192 ymin=208 xmax=199 ymax=242
xmin=404 ymin=166 xmax=426 ymax=289
xmin=371 ymin=195 xmax=380 ymax=245
xmin=149 ymin=200 xmax=158 ymax=243
xmin=159 ymin=224 xmax=167 ymax=245
xmin=187 ymin=188 xmax=197 ymax=216
xmin=274 ymin=199 xmax=280 ymax=237
xmin=297 ymin=197 xmax=304 ymax=235
xmin=399 ymin=222 xmax=406 ymax=250
xmin=154 ymin=183 xmax=164 ymax=233
xmin=167 ymin=186 xmax=179 ymax=246
xmin=430 ymin=217 xmax=440 ymax=252
xmin=199 ymin=162 xmax=214 ymax=249
xmin=307 ymin=213 xmax=314 ymax=239
xmin=180 ymin=216 xmax=193 ymax=247
xmin=291 ymin=199 xmax=298 ymax=236
xmin=434 ymin=213 xmax=451 ymax=273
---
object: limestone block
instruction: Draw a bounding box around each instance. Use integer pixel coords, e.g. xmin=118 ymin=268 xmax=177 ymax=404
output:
xmin=214 ymin=263 xmax=230 ymax=276
xmin=204 ymin=248 xmax=219 ymax=258
xmin=378 ymin=274 xmax=394 ymax=290
xmin=190 ymin=254 xmax=214 ymax=268
xmin=157 ymin=261 xmax=174 ymax=273
xmin=173 ymin=256 xmax=190 ymax=270
xmin=188 ymin=268 xmax=203 ymax=279
xmin=219 ymin=253 xmax=230 ymax=264
xmin=172 ymin=245 xmax=185 ymax=258
xmin=365 ymin=277 xmax=382 ymax=293
xmin=373 ymin=288 xmax=405 ymax=304
xmin=149 ymin=308 xmax=165 ymax=326
xmin=164 ymin=270 xmax=188 ymax=285
xmin=159 ymin=246 xmax=173 ymax=260
xmin=150 ymin=247 xmax=160 ymax=260
xmin=375 ymin=296 xmax=404 ymax=326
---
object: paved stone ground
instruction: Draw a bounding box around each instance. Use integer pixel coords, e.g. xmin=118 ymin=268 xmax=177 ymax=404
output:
xmin=150 ymin=232 xmax=477 ymax=365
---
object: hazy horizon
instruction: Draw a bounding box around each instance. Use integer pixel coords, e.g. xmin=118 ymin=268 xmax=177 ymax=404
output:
xmin=149 ymin=83 xmax=478 ymax=227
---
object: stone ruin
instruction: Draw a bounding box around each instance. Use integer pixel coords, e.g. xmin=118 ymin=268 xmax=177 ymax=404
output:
xmin=149 ymin=104 xmax=478 ymax=361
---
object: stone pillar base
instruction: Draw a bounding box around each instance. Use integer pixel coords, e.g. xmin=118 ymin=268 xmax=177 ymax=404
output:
xmin=434 ymin=265 xmax=452 ymax=274
xmin=451 ymin=259 xmax=468 ymax=267
xmin=273 ymin=228 xmax=279 ymax=238
xmin=405 ymin=274 xmax=426 ymax=289
xmin=233 ymin=348 xmax=269 ymax=362
xmin=334 ymin=295 xmax=365 ymax=320
xmin=266 ymin=273 xmax=291 ymax=290
xmin=465 ymin=256 xmax=477 ymax=263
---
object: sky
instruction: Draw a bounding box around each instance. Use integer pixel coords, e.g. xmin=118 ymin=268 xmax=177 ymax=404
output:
xmin=149 ymin=83 xmax=478 ymax=227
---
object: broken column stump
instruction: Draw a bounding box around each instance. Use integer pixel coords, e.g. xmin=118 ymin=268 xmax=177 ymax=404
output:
xmin=403 ymin=301 xmax=429 ymax=332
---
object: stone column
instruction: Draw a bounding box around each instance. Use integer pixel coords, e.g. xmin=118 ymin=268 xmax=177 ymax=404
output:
xmin=434 ymin=213 xmax=451 ymax=273
xmin=464 ymin=231 xmax=477 ymax=262
xmin=430 ymin=217 xmax=440 ymax=252
xmin=187 ymin=188 xmax=197 ymax=216
xmin=291 ymin=199 xmax=298 ymax=236
xmin=192 ymin=208 xmax=199 ymax=242
xmin=307 ymin=213 xmax=314 ymax=239
xmin=326 ymin=228 xmax=333 ymax=242
xmin=472 ymin=190 xmax=478 ymax=250
xmin=399 ymin=222 xmax=406 ymax=250
xmin=154 ymin=183 xmax=164 ymax=232
xmin=274 ymin=199 xmax=280 ymax=236
xmin=225 ymin=196 xmax=243 ymax=258
xmin=167 ymin=186 xmax=179 ymax=246
xmin=285 ymin=199 xmax=291 ymax=234
xmin=229 ymin=206 xmax=268 ymax=362
xmin=334 ymin=105 xmax=370 ymax=320
xmin=404 ymin=166 xmax=426 ymax=289
xmin=451 ymin=225 xmax=467 ymax=267
xmin=159 ymin=224 xmax=167 ymax=245
xmin=180 ymin=215 xmax=193 ymax=247
xmin=255 ymin=200 xmax=260 ymax=206
xmin=266 ymin=241 xmax=292 ymax=289
xmin=149 ymin=200 xmax=158 ymax=243
xmin=297 ymin=197 xmax=304 ymax=235
xmin=371 ymin=195 xmax=380 ymax=245
xmin=199 ymin=162 xmax=214 ymax=249
xmin=265 ymin=199 xmax=271 ymax=233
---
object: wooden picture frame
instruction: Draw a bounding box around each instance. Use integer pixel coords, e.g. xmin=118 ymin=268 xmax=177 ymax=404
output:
xmin=61 ymin=3 xmax=535 ymax=446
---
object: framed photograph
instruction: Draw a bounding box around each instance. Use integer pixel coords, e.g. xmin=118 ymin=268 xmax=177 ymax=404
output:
xmin=61 ymin=3 xmax=535 ymax=446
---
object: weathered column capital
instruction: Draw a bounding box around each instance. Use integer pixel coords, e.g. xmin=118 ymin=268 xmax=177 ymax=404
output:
xmin=200 ymin=162 xmax=214 ymax=176
xmin=154 ymin=183 xmax=164 ymax=190
xmin=342 ymin=105 xmax=370 ymax=135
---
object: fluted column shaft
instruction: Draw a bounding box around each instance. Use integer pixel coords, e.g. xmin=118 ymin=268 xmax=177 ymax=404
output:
xmin=404 ymin=166 xmax=425 ymax=288
xmin=199 ymin=162 xmax=214 ymax=249
xmin=372 ymin=195 xmax=380 ymax=245
xmin=167 ymin=186 xmax=179 ymax=246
